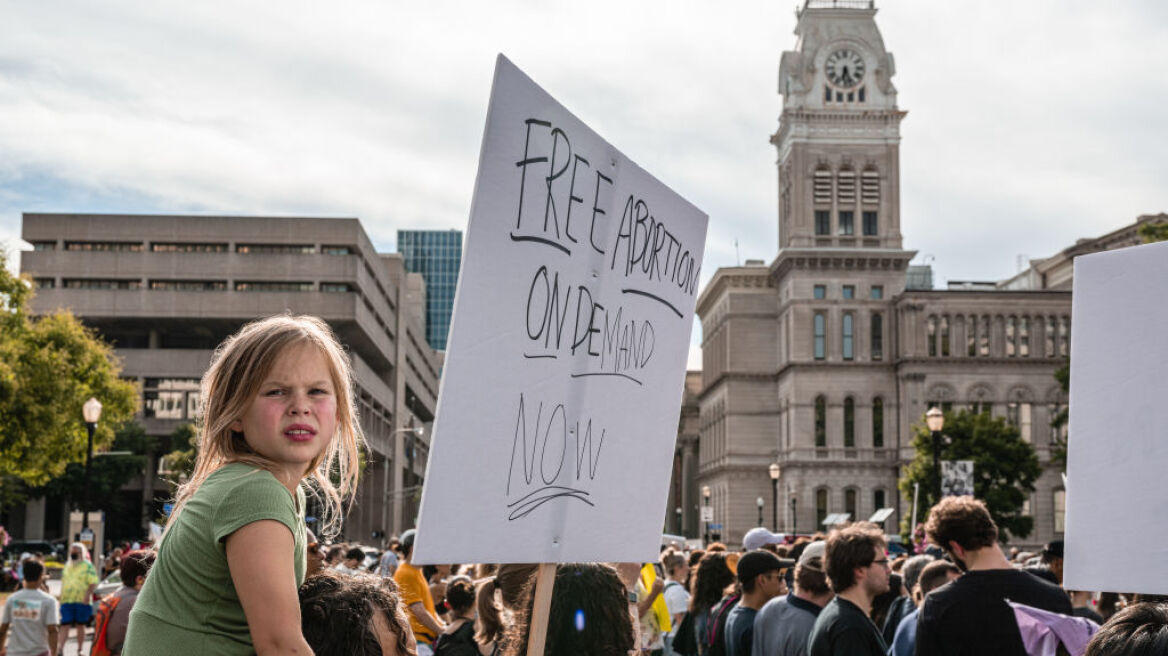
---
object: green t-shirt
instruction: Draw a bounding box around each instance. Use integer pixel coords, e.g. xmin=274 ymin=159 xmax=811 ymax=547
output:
xmin=122 ymin=463 xmax=306 ymax=655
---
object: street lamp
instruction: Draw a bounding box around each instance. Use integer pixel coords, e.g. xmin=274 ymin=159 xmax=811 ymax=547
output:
xmin=756 ymin=497 xmax=764 ymax=527
xmin=81 ymin=397 xmax=103 ymax=532
xmin=675 ymin=506 xmax=683 ymax=535
xmin=926 ymin=407 xmax=945 ymax=501
xmin=790 ymin=495 xmax=797 ymax=535
xmin=768 ymin=463 xmax=780 ymax=530
xmin=702 ymin=485 xmax=711 ymax=546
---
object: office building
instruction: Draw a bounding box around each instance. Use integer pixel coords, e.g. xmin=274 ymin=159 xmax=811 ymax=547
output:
xmin=396 ymin=230 xmax=462 ymax=351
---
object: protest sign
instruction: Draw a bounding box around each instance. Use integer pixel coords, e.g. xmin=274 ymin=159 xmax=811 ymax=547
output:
xmin=413 ymin=55 xmax=708 ymax=565
xmin=941 ymin=460 xmax=974 ymax=497
xmin=1063 ymin=239 xmax=1168 ymax=595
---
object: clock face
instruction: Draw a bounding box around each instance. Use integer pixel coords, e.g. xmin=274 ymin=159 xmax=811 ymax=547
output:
xmin=825 ymin=49 xmax=865 ymax=88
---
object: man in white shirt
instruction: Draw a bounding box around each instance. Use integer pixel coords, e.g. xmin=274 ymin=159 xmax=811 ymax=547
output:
xmin=0 ymin=559 xmax=60 ymax=656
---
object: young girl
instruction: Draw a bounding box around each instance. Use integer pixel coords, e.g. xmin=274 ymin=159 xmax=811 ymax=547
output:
xmin=123 ymin=315 xmax=364 ymax=655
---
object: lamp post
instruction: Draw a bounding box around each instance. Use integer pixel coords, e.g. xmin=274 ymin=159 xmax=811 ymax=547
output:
xmin=926 ymin=407 xmax=945 ymax=501
xmin=702 ymin=485 xmax=711 ymax=546
xmin=790 ymin=495 xmax=797 ymax=535
xmin=756 ymin=497 xmax=764 ymax=527
xmin=768 ymin=463 xmax=780 ymax=530
xmin=81 ymin=397 xmax=103 ymax=531
xmin=675 ymin=506 xmax=683 ymax=535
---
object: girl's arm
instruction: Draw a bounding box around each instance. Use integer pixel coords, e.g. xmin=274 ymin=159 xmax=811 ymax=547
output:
xmin=226 ymin=520 xmax=313 ymax=656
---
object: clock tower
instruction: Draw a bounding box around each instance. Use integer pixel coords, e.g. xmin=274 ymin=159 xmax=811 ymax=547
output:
xmin=773 ymin=0 xmax=906 ymax=250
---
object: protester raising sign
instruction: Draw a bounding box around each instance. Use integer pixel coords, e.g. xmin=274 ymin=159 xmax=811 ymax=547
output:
xmin=413 ymin=55 xmax=708 ymax=565
xmin=1063 ymin=239 xmax=1168 ymax=595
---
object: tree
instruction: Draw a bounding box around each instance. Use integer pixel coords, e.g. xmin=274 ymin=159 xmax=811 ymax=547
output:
xmin=899 ymin=409 xmax=1042 ymax=543
xmin=34 ymin=422 xmax=158 ymax=516
xmin=159 ymin=422 xmax=198 ymax=490
xmin=1050 ymin=363 xmax=1070 ymax=469
xmin=0 ymin=252 xmax=139 ymax=486
xmin=1138 ymin=220 xmax=1168 ymax=244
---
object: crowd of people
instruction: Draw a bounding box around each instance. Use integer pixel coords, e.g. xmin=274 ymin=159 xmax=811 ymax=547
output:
xmin=4 ymin=314 xmax=1167 ymax=656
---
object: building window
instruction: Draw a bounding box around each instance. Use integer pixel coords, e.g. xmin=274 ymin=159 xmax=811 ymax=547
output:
xmin=235 ymin=244 xmax=315 ymax=254
xmin=150 ymin=243 xmax=228 ymax=253
xmin=815 ymin=396 xmax=827 ymax=447
xmin=838 ymin=211 xmax=855 ymax=236
xmin=871 ymin=313 xmax=883 ymax=361
xmin=940 ymin=316 xmax=951 ymax=357
xmin=858 ymin=86 xmax=866 ymax=102
xmin=873 ymin=490 xmax=886 ymax=527
xmin=62 ymin=279 xmax=141 ymax=290
xmin=837 ymin=169 xmax=856 ymax=205
xmin=927 ymin=316 xmax=937 ymax=357
xmin=1058 ymin=317 xmax=1070 ymax=356
xmin=149 ymin=280 xmax=227 ymax=291
xmin=824 ymin=85 xmax=832 ymax=103
xmin=1019 ymin=317 xmax=1030 ymax=357
xmin=844 ymin=397 xmax=855 ymax=447
xmin=845 ymin=489 xmax=857 ymax=521
xmin=1006 ymin=317 xmax=1017 ymax=357
xmin=1054 ymin=489 xmax=1066 ymax=533
xmin=872 ymin=397 xmax=884 ymax=447
xmin=814 ymin=168 xmax=833 ymax=205
xmin=862 ymin=211 xmax=878 ymax=236
xmin=143 ymin=378 xmax=201 ymax=420
xmin=814 ymin=284 xmax=826 ymax=300
xmin=65 ymin=241 xmax=143 ymax=252
xmin=1008 ymin=402 xmax=1033 ymax=442
xmin=861 ymin=168 xmax=880 ymax=204
xmin=233 ymin=281 xmax=315 ymax=292
xmin=842 ymin=313 xmax=854 ymax=360
xmin=1049 ymin=404 xmax=1067 ymax=444
xmin=814 ymin=313 xmax=826 ymax=360
xmin=842 ymin=285 xmax=855 ymax=300
xmin=33 ymin=278 xmax=55 ymax=289
xmin=870 ymin=286 xmax=883 ymax=300
xmin=31 ymin=241 xmax=56 ymax=251
xmin=980 ymin=316 xmax=991 ymax=356
xmin=321 ymin=245 xmax=354 ymax=255
xmin=968 ymin=315 xmax=978 ymax=356
xmin=816 ymin=488 xmax=829 ymax=529
xmin=1045 ymin=317 xmax=1056 ymax=357
xmin=320 ymin=283 xmax=353 ymax=292
xmin=970 ymin=400 xmax=991 ymax=415
xmin=815 ymin=210 xmax=831 ymax=235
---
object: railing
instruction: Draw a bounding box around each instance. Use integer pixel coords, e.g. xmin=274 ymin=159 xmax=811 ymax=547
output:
xmin=778 ymin=447 xmax=899 ymax=462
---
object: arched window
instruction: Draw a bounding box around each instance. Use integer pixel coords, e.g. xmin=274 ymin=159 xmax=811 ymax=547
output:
xmin=927 ymin=316 xmax=937 ymax=357
xmin=872 ymin=397 xmax=884 ymax=447
xmin=870 ymin=313 xmax=883 ymax=361
xmin=843 ymin=397 xmax=856 ymax=447
xmin=842 ymin=313 xmax=854 ymax=360
xmin=815 ymin=395 xmax=827 ymax=447
xmin=814 ymin=165 xmax=832 ymax=206
xmin=816 ymin=488 xmax=829 ymax=529
xmin=844 ymin=488 xmax=857 ymax=521
xmin=861 ymin=167 xmax=880 ymax=206
xmin=814 ymin=313 xmax=826 ymax=360
xmin=940 ymin=315 xmax=951 ymax=357
xmin=837 ymin=167 xmax=856 ymax=208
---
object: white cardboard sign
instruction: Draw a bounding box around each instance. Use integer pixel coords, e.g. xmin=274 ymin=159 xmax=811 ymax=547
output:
xmin=413 ymin=56 xmax=708 ymax=565
xmin=941 ymin=460 xmax=974 ymax=498
xmin=1063 ymin=239 xmax=1168 ymax=595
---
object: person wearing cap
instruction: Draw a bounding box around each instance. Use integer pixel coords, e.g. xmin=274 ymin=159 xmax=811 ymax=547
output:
xmin=752 ymin=541 xmax=833 ymax=656
xmin=724 ymin=551 xmax=792 ymax=656
xmin=392 ymin=529 xmax=445 ymax=656
xmin=806 ymin=524 xmax=890 ymax=656
xmin=742 ymin=527 xmax=786 ymax=553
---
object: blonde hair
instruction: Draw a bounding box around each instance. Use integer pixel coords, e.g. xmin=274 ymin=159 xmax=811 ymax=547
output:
xmin=167 ymin=315 xmax=365 ymax=539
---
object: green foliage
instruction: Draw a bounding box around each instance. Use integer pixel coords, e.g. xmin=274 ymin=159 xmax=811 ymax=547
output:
xmin=899 ymin=409 xmax=1042 ymax=543
xmin=34 ymin=422 xmax=157 ymax=513
xmin=0 ymin=252 xmax=139 ymax=487
xmin=159 ymin=422 xmax=198 ymax=489
xmin=1138 ymin=221 xmax=1168 ymax=244
xmin=1050 ymin=362 xmax=1070 ymax=469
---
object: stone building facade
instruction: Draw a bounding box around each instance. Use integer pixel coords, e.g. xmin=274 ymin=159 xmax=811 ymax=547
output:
xmin=690 ymin=1 xmax=1163 ymax=550
xmin=16 ymin=213 xmax=441 ymax=544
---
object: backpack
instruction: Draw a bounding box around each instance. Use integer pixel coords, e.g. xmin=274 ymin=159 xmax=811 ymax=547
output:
xmin=703 ymin=593 xmax=740 ymax=656
xmin=90 ymin=593 xmax=122 ymax=656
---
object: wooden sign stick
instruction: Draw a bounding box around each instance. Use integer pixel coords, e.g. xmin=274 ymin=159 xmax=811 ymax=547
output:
xmin=525 ymin=563 xmax=557 ymax=656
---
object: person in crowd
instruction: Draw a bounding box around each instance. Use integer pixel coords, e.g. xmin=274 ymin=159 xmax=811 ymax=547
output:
xmin=123 ymin=315 xmax=365 ymax=655
xmin=336 ymin=546 xmax=369 ymax=575
xmin=661 ymin=550 xmax=691 ymax=656
xmin=299 ymin=569 xmax=416 ymax=656
xmin=425 ymin=564 xmax=454 ymax=621
xmin=0 ymin=558 xmax=59 ymax=656
xmin=634 ymin=562 xmax=667 ymax=655
xmin=395 ymin=529 xmax=446 ymax=656
xmin=434 ymin=576 xmax=478 ymax=656
xmin=724 ymin=551 xmax=790 ymax=656
xmin=325 ymin=544 xmax=347 ymax=568
xmin=687 ymin=552 xmax=736 ymax=656
xmin=1042 ymin=540 xmax=1064 ymax=586
xmin=378 ymin=539 xmax=401 ymax=579
xmin=752 ymin=541 xmax=833 ymax=656
xmin=474 ymin=577 xmax=504 ymax=656
xmin=915 ymin=496 xmax=1072 ymax=656
xmin=1084 ymin=602 xmax=1168 ymax=656
xmin=306 ymin=529 xmax=326 ymax=578
xmin=99 ymin=550 xmax=157 ymax=655
xmin=104 ymin=546 xmax=124 ymax=579
xmin=503 ymin=562 xmax=633 ymax=656
xmin=880 ymin=554 xmax=932 ymax=645
xmin=887 ymin=559 xmax=960 ymax=656
xmin=807 ymin=524 xmax=890 ymax=656
xmin=868 ymin=573 xmax=903 ymax=633
xmin=1069 ymin=590 xmax=1104 ymax=624
xmin=494 ymin=564 xmax=538 ymax=612
xmin=58 ymin=541 xmax=99 ymax=655
xmin=742 ymin=528 xmax=786 ymax=553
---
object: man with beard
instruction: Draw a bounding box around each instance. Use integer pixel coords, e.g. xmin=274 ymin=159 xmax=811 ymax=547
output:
xmin=807 ymin=524 xmax=890 ymax=656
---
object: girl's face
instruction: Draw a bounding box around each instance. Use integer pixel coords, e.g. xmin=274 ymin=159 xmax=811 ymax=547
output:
xmin=231 ymin=343 xmax=338 ymax=485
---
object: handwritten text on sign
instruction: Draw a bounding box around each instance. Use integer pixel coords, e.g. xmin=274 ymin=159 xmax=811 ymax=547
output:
xmin=414 ymin=55 xmax=707 ymax=564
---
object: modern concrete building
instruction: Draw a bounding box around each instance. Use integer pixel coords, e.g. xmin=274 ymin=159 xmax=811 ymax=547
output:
xmin=396 ymin=230 xmax=462 ymax=351
xmin=688 ymin=0 xmax=1166 ymax=550
xmin=16 ymin=213 xmax=441 ymax=544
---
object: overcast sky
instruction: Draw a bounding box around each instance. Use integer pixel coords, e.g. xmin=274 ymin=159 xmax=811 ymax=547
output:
xmin=2 ymin=0 xmax=1166 ymax=368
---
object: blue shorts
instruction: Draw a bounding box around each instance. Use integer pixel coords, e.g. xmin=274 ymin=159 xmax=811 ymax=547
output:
xmin=60 ymin=602 xmax=93 ymax=625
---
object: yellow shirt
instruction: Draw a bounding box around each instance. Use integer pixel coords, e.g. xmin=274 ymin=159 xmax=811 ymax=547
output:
xmin=394 ymin=561 xmax=437 ymax=644
xmin=60 ymin=560 xmax=99 ymax=604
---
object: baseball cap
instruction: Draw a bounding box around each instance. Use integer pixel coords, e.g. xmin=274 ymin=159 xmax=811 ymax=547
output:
xmin=798 ymin=540 xmax=826 ymax=570
xmin=736 ymin=550 xmax=794 ymax=584
xmin=400 ymin=529 xmax=417 ymax=550
xmin=743 ymin=527 xmax=786 ymax=551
